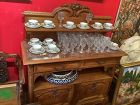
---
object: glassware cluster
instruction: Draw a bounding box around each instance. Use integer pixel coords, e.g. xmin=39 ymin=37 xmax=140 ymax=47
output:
xmin=57 ymin=32 xmax=118 ymax=54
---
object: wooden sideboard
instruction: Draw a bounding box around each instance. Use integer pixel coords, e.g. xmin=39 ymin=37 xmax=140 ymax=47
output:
xmin=21 ymin=3 xmax=126 ymax=105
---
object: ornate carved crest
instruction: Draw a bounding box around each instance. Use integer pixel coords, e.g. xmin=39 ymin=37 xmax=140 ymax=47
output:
xmin=61 ymin=3 xmax=93 ymax=17
xmin=62 ymin=3 xmax=89 ymax=11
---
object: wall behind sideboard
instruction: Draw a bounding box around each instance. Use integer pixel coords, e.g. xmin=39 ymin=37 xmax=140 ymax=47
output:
xmin=0 ymin=0 xmax=120 ymax=80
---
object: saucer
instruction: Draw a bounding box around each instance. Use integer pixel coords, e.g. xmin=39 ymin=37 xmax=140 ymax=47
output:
xmin=45 ymin=47 xmax=60 ymax=54
xmin=29 ymin=47 xmax=45 ymax=54
xmin=25 ymin=22 xmax=41 ymax=28
xmin=91 ymin=24 xmax=103 ymax=30
xmin=77 ymin=24 xmax=90 ymax=29
xmin=63 ymin=24 xmax=76 ymax=29
xmin=104 ymin=26 xmax=114 ymax=30
xmin=28 ymin=41 xmax=42 ymax=46
xmin=42 ymin=23 xmax=55 ymax=29
xmin=110 ymin=46 xmax=119 ymax=50
xmin=43 ymin=41 xmax=56 ymax=46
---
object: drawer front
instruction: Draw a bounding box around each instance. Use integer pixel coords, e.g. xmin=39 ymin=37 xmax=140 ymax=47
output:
xmin=34 ymin=61 xmax=83 ymax=73
xmin=34 ymin=86 xmax=73 ymax=105
xmin=81 ymin=58 xmax=119 ymax=69
xmin=76 ymin=79 xmax=111 ymax=105
xmin=34 ymin=58 xmax=119 ymax=73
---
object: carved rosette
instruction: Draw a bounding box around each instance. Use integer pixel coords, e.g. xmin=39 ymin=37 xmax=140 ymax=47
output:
xmin=62 ymin=3 xmax=92 ymax=17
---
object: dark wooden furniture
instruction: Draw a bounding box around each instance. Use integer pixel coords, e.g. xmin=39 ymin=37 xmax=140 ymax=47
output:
xmin=0 ymin=52 xmax=25 ymax=105
xmin=22 ymin=3 xmax=126 ymax=105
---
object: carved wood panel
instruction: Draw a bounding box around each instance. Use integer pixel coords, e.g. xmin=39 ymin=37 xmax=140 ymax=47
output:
xmin=34 ymin=85 xmax=74 ymax=105
xmin=75 ymin=80 xmax=111 ymax=105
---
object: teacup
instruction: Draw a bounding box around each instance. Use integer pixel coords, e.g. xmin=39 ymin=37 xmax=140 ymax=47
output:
xmin=80 ymin=22 xmax=88 ymax=28
xmin=44 ymin=20 xmax=53 ymax=26
xmin=30 ymin=38 xmax=40 ymax=44
xmin=28 ymin=19 xmax=38 ymax=26
xmin=94 ymin=22 xmax=102 ymax=28
xmin=44 ymin=38 xmax=54 ymax=45
xmin=112 ymin=42 xmax=118 ymax=47
xmin=104 ymin=23 xmax=113 ymax=29
xmin=32 ymin=44 xmax=42 ymax=51
xmin=66 ymin=21 xmax=74 ymax=27
xmin=47 ymin=44 xmax=57 ymax=51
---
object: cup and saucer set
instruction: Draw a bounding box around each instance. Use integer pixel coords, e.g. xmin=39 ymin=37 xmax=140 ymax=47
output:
xmin=42 ymin=20 xmax=55 ymax=29
xmin=28 ymin=38 xmax=60 ymax=54
xmin=91 ymin=22 xmax=114 ymax=30
xmin=25 ymin=19 xmax=41 ymax=28
xmin=28 ymin=38 xmax=42 ymax=46
xmin=77 ymin=22 xmax=90 ymax=29
xmin=63 ymin=21 xmax=76 ymax=29
xmin=103 ymin=23 xmax=114 ymax=30
xmin=91 ymin=22 xmax=103 ymax=30
xmin=43 ymin=38 xmax=60 ymax=54
xmin=28 ymin=38 xmax=45 ymax=54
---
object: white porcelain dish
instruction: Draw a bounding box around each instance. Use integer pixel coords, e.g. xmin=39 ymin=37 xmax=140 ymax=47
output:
xmin=63 ymin=24 xmax=76 ymax=29
xmin=77 ymin=24 xmax=90 ymax=29
xmin=42 ymin=23 xmax=55 ymax=29
xmin=43 ymin=41 xmax=56 ymax=46
xmin=104 ymin=26 xmax=114 ymax=30
xmin=25 ymin=22 xmax=41 ymax=28
xmin=91 ymin=24 xmax=103 ymax=30
xmin=29 ymin=47 xmax=45 ymax=54
xmin=28 ymin=41 xmax=42 ymax=46
xmin=45 ymin=46 xmax=60 ymax=54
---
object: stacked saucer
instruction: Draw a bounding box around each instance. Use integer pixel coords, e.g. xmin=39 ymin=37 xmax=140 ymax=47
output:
xmin=25 ymin=19 xmax=41 ymax=28
xmin=77 ymin=22 xmax=90 ymax=29
xmin=63 ymin=21 xmax=76 ymax=29
xmin=44 ymin=70 xmax=78 ymax=84
xmin=42 ymin=20 xmax=55 ymax=29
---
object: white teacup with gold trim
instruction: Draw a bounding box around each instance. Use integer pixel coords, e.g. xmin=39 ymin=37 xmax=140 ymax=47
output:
xmin=103 ymin=23 xmax=113 ymax=29
xmin=28 ymin=19 xmax=39 ymax=26
xmin=66 ymin=21 xmax=74 ymax=28
xmin=32 ymin=44 xmax=42 ymax=51
xmin=80 ymin=22 xmax=88 ymax=28
xmin=44 ymin=20 xmax=53 ymax=26
xmin=47 ymin=44 xmax=57 ymax=51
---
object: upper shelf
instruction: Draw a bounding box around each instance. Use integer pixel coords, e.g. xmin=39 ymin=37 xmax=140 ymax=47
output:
xmin=25 ymin=27 xmax=117 ymax=32
xmin=23 ymin=3 xmax=116 ymax=34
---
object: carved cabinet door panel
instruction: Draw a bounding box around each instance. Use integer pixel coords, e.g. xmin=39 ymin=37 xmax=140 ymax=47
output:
xmin=75 ymin=79 xmax=111 ymax=105
xmin=34 ymin=85 xmax=74 ymax=105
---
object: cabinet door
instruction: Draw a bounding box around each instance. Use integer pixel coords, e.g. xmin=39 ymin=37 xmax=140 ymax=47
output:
xmin=75 ymin=80 xmax=111 ymax=105
xmin=34 ymin=85 xmax=73 ymax=105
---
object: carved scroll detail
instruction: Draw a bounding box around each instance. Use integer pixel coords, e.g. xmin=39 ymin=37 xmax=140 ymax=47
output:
xmin=61 ymin=3 xmax=93 ymax=17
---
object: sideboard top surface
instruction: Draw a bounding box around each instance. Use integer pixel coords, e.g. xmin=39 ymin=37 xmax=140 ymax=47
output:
xmin=21 ymin=41 xmax=126 ymax=65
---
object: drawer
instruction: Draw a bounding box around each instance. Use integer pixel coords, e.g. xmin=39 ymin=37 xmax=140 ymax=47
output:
xmin=34 ymin=85 xmax=74 ymax=105
xmin=81 ymin=58 xmax=120 ymax=68
xmin=34 ymin=61 xmax=83 ymax=73
xmin=75 ymin=79 xmax=111 ymax=105
xmin=34 ymin=58 xmax=119 ymax=73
